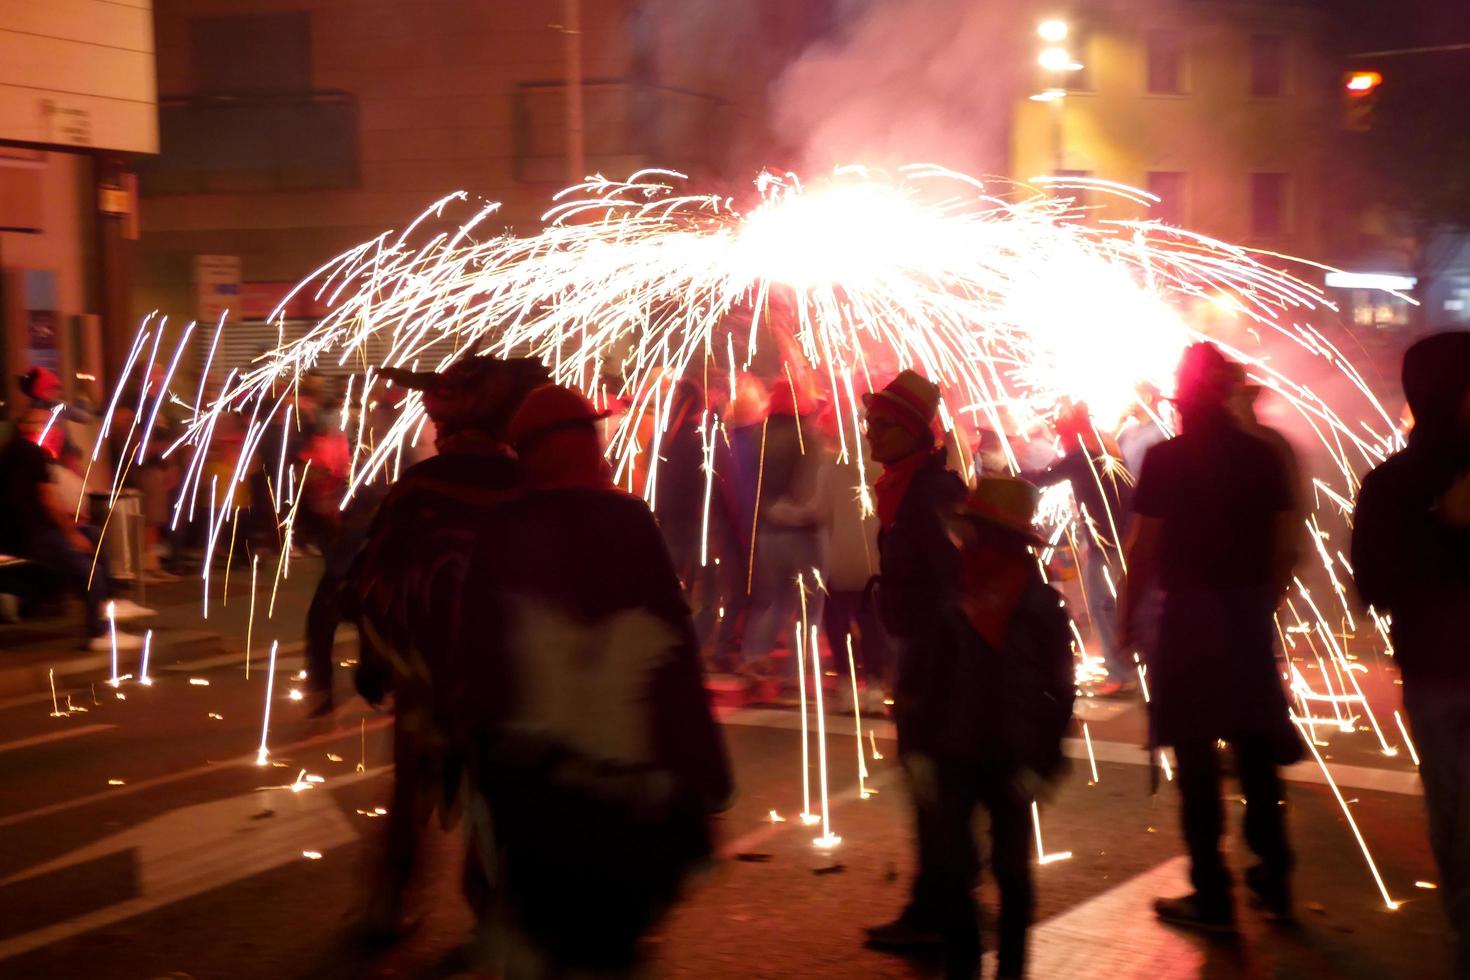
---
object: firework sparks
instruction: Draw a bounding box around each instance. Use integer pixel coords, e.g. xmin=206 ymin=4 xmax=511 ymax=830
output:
xmin=1031 ymin=801 xmax=1072 ymax=865
xmin=48 ymin=668 xmax=63 ymax=718
xmin=139 ymin=630 xmax=153 ymax=686
xmin=257 ymin=640 xmax=279 ymax=766
xmin=847 ymin=634 xmax=869 ymax=798
xmin=108 ymin=164 xmax=1416 ymax=906
xmin=810 ymin=625 xmax=840 ymax=850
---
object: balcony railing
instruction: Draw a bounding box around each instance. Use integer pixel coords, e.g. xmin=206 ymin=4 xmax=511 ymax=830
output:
xmin=138 ymin=91 xmax=359 ymax=195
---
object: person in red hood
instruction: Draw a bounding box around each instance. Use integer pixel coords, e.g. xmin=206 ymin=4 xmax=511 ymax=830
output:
xmin=927 ymin=476 xmax=1074 ymax=980
xmin=506 ymin=382 xmax=614 ymax=489
xmin=454 ymin=384 xmax=732 ymax=975
xmin=862 ymin=369 xmax=967 ymax=953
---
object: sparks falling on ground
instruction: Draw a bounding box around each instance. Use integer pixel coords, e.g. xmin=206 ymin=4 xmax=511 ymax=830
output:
xmin=106 ymin=164 xmax=1411 ymax=902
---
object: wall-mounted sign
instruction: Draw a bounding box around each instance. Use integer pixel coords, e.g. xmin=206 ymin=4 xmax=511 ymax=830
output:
xmin=193 ymin=255 xmax=242 ymax=325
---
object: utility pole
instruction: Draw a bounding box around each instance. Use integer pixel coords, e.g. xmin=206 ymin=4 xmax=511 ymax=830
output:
xmin=563 ymin=0 xmax=585 ymax=184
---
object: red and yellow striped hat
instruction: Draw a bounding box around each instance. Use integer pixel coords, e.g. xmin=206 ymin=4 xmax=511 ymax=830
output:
xmin=862 ymin=369 xmax=940 ymax=441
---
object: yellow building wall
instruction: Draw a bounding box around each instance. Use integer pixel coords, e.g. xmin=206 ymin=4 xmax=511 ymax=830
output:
xmin=1011 ymin=3 xmax=1335 ymax=260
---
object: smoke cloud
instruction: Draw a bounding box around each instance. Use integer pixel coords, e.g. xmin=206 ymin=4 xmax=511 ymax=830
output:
xmin=766 ymin=0 xmax=1028 ymax=175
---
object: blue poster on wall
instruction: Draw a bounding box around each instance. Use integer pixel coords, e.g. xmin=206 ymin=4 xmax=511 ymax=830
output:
xmin=20 ymin=269 xmax=59 ymax=372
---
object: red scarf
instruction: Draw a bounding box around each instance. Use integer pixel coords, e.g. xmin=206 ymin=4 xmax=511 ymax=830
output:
xmin=961 ymin=545 xmax=1033 ymax=649
xmin=874 ymin=449 xmax=934 ymax=529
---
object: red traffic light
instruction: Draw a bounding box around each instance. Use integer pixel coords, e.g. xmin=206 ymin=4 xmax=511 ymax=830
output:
xmin=1345 ymin=71 xmax=1382 ymax=95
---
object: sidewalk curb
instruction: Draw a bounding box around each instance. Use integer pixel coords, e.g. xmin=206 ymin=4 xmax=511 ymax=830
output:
xmin=0 ymin=627 xmax=224 ymax=699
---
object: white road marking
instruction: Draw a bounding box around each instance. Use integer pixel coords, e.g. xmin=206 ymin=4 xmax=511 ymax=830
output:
xmin=0 ymin=716 xmax=392 ymax=831
xmin=982 ymin=857 xmax=1203 ymax=978
xmin=0 ymin=768 xmax=381 ymax=962
xmin=0 ymin=724 xmax=116 ymax=755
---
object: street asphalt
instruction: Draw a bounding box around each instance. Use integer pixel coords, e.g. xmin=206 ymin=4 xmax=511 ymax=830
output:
xmin=0 ymin=569 xmax=1456 ymax=978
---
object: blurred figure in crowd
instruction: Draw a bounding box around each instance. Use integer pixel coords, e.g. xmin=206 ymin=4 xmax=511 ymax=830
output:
xmin=737 ymin=379 xmax=825 ymax=679
xmin=454 ymin=383 xmax=730 ymax=977
xmin=0 ymin=404 xmax=150 ymax=648
xmin=1024 ymin=401 xmax=1133 ymax=695
xmin=349 ymin=355 xmax=548 ymax=938
xmin=708 ymin=373 xmax=769 ymax=667
xmin=861 ymin=369 xmax=966 ymax=951
xmin=1353 ymin=331 xmax=1470 ymax=978
xmin=768 ymin=400 xmax=888 ymax=709
xmin=1120 ymin=342 xmax=1300 ymax=932
xmin=653 ymin=378 xmax=738 ymax=657
xmin=1118 ymin=381 xmax=1168 ymax=479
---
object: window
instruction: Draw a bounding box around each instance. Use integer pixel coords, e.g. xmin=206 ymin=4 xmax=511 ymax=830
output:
xmin=1064 ymin=26 xmax=1093 ymax=92
xmin=1146 ymin=31 xmax=1185 ymax=95
xmin=1250 ymin=173 xmax=1290 ymax=237
xmin=1146 ymin=171 xmax=1187 ymax=226
xmin=1250 ymin=35 xmax=1287 ymax=98
xmin=190 ymin=13 xmax=311 ymax=95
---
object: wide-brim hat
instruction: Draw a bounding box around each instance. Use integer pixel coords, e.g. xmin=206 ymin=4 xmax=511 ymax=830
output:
xmin=862 ymin=369 xmax=940 ymax=438
xmin=960 ymin=476 xmax=1046 ymax=546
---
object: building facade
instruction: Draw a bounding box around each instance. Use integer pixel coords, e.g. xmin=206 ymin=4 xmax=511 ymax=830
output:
xmin=135 ymin=0 xmax=784 ymax=367
xmin=1010 ymin=0 xmax=1337 ymax=259
xmin=0 ymin=0 xmax=157 ymax=414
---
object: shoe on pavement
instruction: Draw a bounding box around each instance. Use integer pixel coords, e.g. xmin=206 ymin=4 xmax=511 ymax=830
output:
xmin=1244 ymin=865 xmax=1295 ymax=923
xmin=1154 ymin=893 xmax=1237 ymax=934
xmin=109 ymin=599 xmax=157 ymax=621
xmin=864 ymin=916 xmax=943 ymax=950
xmin=87 ymin=632 xmax=144 ymax=653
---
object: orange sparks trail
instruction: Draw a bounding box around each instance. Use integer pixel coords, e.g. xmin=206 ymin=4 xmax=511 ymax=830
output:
xmin=810 ymin=625 xmax=839 ymax=850
xmin=257 ymin=640 xmax=280 ymax=766
xmin=1031 ymin=801 xmax=1072 ymax=865
xmin=139 ymin=630 xmax=153 ymax=686
xmin=794 ymin=622 xmax=815 ymax=827
xmin=847 ymin=634 xmax=869 ymax=799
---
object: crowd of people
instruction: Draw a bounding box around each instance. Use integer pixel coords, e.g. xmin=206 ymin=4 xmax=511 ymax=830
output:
xmin=2 ymin=326 xmax=1466 ymax=978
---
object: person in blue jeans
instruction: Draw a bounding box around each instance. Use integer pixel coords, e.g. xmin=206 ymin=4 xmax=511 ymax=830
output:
xmin=1024 ymin=401 xmax=1133 ymax=695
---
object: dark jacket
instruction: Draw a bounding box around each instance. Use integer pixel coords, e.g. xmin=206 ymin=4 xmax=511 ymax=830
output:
xmin=1352 ymin=332 xmax=1470 ymax=689
xmin=876 ymin=452 xmax=965 ymax=639
xmin=928 ymin=578 xmax=1075 ymax=775
xmin=876 ymin=452 xmax=965 ymax=751
xmin=458 ymin=488 xmax=732 ymax=965
xmin=1026 ymin=447 xmax=1132 ymax=546
xmin=349 ymin=441 xmax=521 ymax=819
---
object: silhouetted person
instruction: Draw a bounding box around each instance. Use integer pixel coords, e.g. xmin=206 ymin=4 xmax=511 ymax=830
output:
xmin=862 ymin=369 xmax=966 ymax=951
xmin=925 ymin=477 xmax=1073 ymax=980
xmin=1120 ymin=342 xmax=1300 ymax=932
xmin=1352 ymin=330 xmax=1470 ymax=978
xmin=458 ymin=384 xmax=731 ymax=977
xmin=349 ymin=355 xmax=548 ymax=938
xmin=653 ymin=378 xmax=736 ymax=656
xmin=738 ymin=379 xmax=825 ymax=677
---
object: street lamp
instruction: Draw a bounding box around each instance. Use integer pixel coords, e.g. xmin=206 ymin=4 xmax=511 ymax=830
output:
xmin=1031 ymin=19 xmax=1082 ymax=175
xmin=1038 ymin=18 xmax=1068 ymax=43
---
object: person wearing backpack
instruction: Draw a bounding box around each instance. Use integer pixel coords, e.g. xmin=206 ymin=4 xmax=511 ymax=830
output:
xmin=914 ymin=475 xmax=1076 ymax=980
